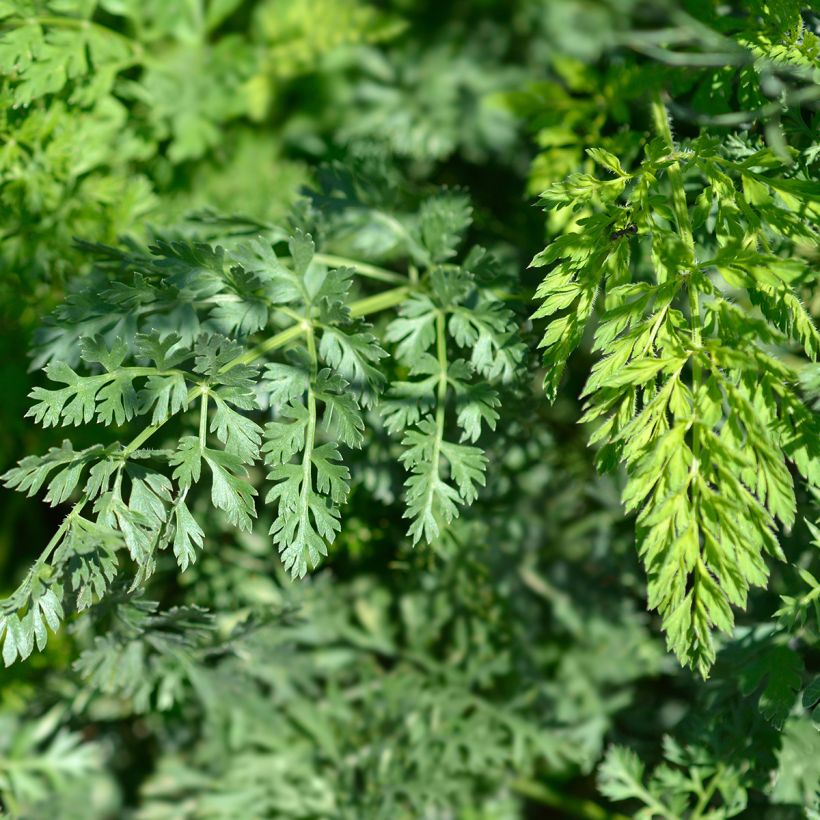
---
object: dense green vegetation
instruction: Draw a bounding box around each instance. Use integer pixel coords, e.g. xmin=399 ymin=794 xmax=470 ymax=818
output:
xmin=0 ymin=1 xmax=818 ymax=817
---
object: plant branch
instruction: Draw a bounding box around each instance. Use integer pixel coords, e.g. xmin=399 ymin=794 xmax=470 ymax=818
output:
xmin=7 ymin=283 xmax=413 ymax=599
xmin=510 ymin=778 xmax=631 ymax=820
xmin=651 ymin=92 xmax=702 ymax=470
xmin=222 ymin=285 xmax=411 ymax=373
xmin=313 ymin=253 xmax=408 ymax=285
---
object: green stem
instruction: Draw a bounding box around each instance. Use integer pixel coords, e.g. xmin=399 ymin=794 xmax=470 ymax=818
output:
xmin=510 ymin=779 xmax=631 ymax=820
xmin=198 ymin=391 xmax=209 ymax=447
xmin=0 ymin=786 xmax=18 ymax=817
xmin=435 ymin=311 xmax=448 ymax=412
xmin=120 ymin=366 xmax=189 ymax=379
xmin=301 ymin=324 xmax=319 ymax=523
xmin=650 ymin=94 xmax=695 ymax=258
xmin=3 ymin=382 xmax=205 ymax=603
xmin=2 ymin=494 xmax=90 ymax=608
xmin=275 ymin=305 xmax=305 ymax=323
xmin=432 ymin=311 xmax=449 ymax=476
xmin=313 ymin=253 xmax=407 ymax=285
xmin=34 ymin=498 xmax=86 ymax=572
xmin=120 ymin=385 xmax=204 ymax=459
xmin=222 ymin=324 xmax=305 ymax=373
xmin=412 ymin=310 xmax=449 ymax=538
xmin=222 ymin=285 xmax=410 ymax=374
xmin=651 ymin=92 xmax=701 ymax=464
xmin=692 ymin=765 xmax=724 ymax=819
xmin=349 ymin=286 xmax=411 ymax=319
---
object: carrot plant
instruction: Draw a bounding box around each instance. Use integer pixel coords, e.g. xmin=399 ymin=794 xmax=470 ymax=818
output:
xmin=0 ymin=1 xmax=818 ymax=817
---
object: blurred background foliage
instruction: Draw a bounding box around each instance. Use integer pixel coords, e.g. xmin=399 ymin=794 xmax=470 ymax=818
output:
xmin=0 ymin=0 xmax=818 ymax=817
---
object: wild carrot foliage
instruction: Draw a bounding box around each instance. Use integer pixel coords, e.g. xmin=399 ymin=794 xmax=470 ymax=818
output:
xmin=0 ymin=1 xmax=818 ymax=817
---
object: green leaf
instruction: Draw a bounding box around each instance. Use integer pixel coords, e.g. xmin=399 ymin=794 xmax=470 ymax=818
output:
xmin=135 ymin=331 xmax=189 ymax=370
xmin=203 ymin=448 xmax=257 ymax=532
xmin=95 ymin=374 xmax=140 ymax=426
xmin=454 ymin=381 xmax=500 ymax=443
xmin=2 ymin=442 xmax=104 ymax=504
xmin=262 ymin=404 xmax=309 ymax=465
xmin=170 ymin=437 xmax=204 ymax=489
xmin=729 ymin=637 xmax=803 ymax=730
xmin=586 ymin=146 xmax=628 ymax=177
xmin=210 ymin=393 xmax=263 ymax=465
xmin=449 ymin=297 xmax=524 ymax=382
xmin=140 ymin=374 xmax=189 ymax=424
xmin=532 ymin=138 xmax=817 ymax=676
xmin=80 ymin=335 xmax=129 ymax=371
xmin=263 ymin=368 xmax=352 ymax=576
xmin=262 ymin=360 xmax=310 ymax=408
xmin=172 ymin=500 xmax=204 ymax=572
xmin=440 ymin=440 xmax=487 ymax=503
xmin=27 ymin=362 xmax=108 ymax=428
xmin=1 ymin=589 xmax=65 ymax=667
xmin=382 ymin=370 xmax=439 ymax=435
xmin=416 ymin=192 xmax=473 ymax=263
xmin=317 ymin=373 xmax=365 ymax=449
xmin=318 ymin=325 xmax=387 ymax=406
xmin=597 ymin=745 xmax=647 ymax=803
xmin=803 ymin=677 xmax=820 ymax=728
xmin=399 ymin=419 xmax=462 ymax=545
xmin=385 ymin=294 xmax=438 ymax=362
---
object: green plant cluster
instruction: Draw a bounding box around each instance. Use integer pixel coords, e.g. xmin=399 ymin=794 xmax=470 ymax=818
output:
xmin=0 ymin=0 xmax=819 ymax=818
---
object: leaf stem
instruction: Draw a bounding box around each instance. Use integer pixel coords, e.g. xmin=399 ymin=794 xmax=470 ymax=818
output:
xmin=691 ymin=765 xmax=725 ymax=818
xmin=412 ymin=310 xmax=449 ymax=542
xmin=4 ymin=381 xmax=208 ymax=611
xmin=510 ymin=778 xmax=631 ymax=820
xmin=119 ymin=384 xmax=204 ymax=459
xmin=2 ymin=494 xmax=89 ymax=612
xmin=301 ymin=324 xmax=318 ymax=519
xmin=435 ymin=311 xmax=449 ymax=410
xmin=650 ymin=94 xmax=695 ymax=257
xmin=432 ymin=310 xmax=449 ymax=477
xmin=120 ymin=366 xmax=189 ymax=379
xmin=199 ymin=391 xmax=209 ymax=447
xmin=221 ymin=286 xmax=411 ymax=373
xmin=35 ymin=498 xmax=86 ymax=572
xmin=313 ymin=253 xmax=407 ymax=285
xmin=651 ymin=92 xmax=701 ymax=466
xmin=222 ymin=325 xmax=305 ymax=372
xmin=349 ymin=286 xmax=412 ymax=319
